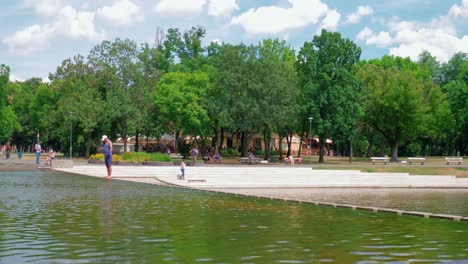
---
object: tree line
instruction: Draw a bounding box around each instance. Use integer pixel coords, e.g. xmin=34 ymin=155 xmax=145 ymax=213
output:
xmin=0 ymin=27 xmax=467 ymax=162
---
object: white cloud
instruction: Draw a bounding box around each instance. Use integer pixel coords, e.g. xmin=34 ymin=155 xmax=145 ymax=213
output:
xmin=357 ymin=1 xmax=468 ymax=63
xmin=9 ymin=73 xmax=25 ymax=82
xmin=356 ymin=27 xmax=373 ymax=41
xmin=208 ymin=0 xmax=238 ymax=16
xmin=390 ymin=28 xmax=468 ymax=62
xmin=230 ymin=0 xmax=329 ymax=35
xmin=345 ymin=5 xmax=373 ymax=24
xmin=154 ymin=0 xmax=206 ymax=15
xmin=367 ymin=32 xmax=393 ymax=48
xmin=3 ymin=5 xmax=105 ymax=55
xmin=317 ymin=9 xmax=341 ymax=32
xmin=356 ymin=27 xmax=393 ymax=48
xmin=3 ymin=24 xmax=52 ymax=55
xmin=97 ymin=0 xmax=143 ymax=26
xmin=449 ymin=0 xmax=468 ymax=18
xmin=55 ymin=6 xmax=104 ymax=40
xmin=23 ymin=0 xmax=64 ymax=17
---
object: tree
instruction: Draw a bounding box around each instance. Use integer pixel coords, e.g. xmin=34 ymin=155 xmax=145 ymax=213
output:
xmin=88 ymin=38 xmax=140 ymax=152
xmin=154 ymin=71 xmax=211 ymax=150
xmin=50 ymin=55 xmax=105 ymax=157
xmin=0 ymin=65 xmax=21 ymax=143
xmin=296 ymin=30 xmax=362 ymax=163
xmin=357 ymin=59 xmax=451 ymax=161
xmin=440 ymin=52 xmax=468 ymax=155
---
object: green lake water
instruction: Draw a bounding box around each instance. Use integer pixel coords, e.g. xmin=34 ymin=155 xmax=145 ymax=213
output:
xmin=0 ymin=171 xmax=467 ymax=263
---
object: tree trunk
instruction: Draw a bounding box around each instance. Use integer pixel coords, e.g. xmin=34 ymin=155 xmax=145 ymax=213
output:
xmin=278 ymin=135 xmax=284 ymax=160
xmin=298 ymin=131 xmax=305 ymax=158
xmin=241 ymin=132 xmax=249 ymax=157
xmin=123 ymin=122 xmax=128 ymax=153
xmin=286 ymin=132 xmax=293 ymax=157
xmin=348 ymin=139 xmax=353 ymax=164
xmin=263 ymin=129 xmax=271 ymax=160
xmin=219 ymin=128 xmax=225 ymax=152
xmin=318 ymin=136 xmax=325 ymax=163
xmin=391 ymin=142 xmax=398 ymax=162
xmin=135 ymin=130 xmax=139 ymax=152
xmin=85 ymin=137 xmax=92 ymax=159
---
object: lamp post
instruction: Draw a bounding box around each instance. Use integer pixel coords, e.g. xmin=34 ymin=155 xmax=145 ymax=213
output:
xmin=308 ymin=117 xmax=313 ymax=165
xmin=69 ymin=112 xmax=73 ymax=160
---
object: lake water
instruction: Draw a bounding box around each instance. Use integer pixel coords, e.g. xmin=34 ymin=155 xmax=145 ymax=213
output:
xmin=0 ymin=170 xmax=467 ymax=263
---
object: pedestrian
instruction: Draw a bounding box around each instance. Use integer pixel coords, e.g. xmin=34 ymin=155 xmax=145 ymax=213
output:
xmin=45 ymin=149 xmax=55 ymax=165
xmin=102 ymin=135 xmax=113 ymax=179
xmin=180 ymin=159 xmax=186 ymax=180
xmin=190 ymin=146 xmax=199 ymax=166
xmin=5 ymin=142 xmax=11 ymax=160
xmin=35 ymin=141 xmax=42 ymax=165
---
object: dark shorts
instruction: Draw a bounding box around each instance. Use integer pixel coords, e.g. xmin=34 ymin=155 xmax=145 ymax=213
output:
xmin=105 ymin=153 xmax=112 ymax=167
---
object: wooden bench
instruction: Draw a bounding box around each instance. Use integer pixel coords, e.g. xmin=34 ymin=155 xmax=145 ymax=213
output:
xmin=187 ymin=179 xmax=206 ymax=183
xmin=445 ymin=157 xmax=463 ymax=165
xmin=240 ymin=157 xmax=260 ymax=164
xmin=408 ymin=157 xmax=426 ymax=165
xmin=371 ymin=157 xmax=389 ymax=165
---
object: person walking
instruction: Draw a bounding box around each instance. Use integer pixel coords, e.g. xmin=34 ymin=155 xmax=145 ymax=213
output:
xmin=180 ymin=160 xmax=186 ymax=180
xmin=5 ymin=143 xmax=11 ymax=160
xmin=102 ymin=135 xmax=113 ymax=179
xmin=35 ymin=141 xmax=42 ymax=165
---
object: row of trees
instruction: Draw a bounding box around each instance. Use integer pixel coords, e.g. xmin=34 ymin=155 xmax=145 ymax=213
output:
xmin=1 ymin=27 xmax=467 ymax=162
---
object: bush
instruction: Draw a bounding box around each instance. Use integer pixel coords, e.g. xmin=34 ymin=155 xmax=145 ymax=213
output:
xmin=121 ymin=152 xmax=171 ymax=162
xmin=90 ymin=152 xmax=171 ymax=162
xmin=221 ymin=148 xmax=237 ymax=157
xmin=112 ymin=154 xmax=122 ymax=162
xmin=89 ymin=153 xmax=104 ymax=160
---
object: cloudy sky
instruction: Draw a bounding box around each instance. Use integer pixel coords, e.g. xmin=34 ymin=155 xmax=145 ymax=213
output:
xmin=1 ymin=0 xmax=468 ymax=82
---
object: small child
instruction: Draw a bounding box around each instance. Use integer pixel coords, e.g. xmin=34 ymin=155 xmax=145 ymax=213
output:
xmin=45 ymin=149 xmax=55 ymax=166
xmin=180 ymin=160 xmax=186 ymax=180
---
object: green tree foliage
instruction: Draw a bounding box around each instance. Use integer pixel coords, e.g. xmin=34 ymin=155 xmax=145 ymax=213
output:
xmin=0 ymin=65 xmax=20 ymax=143
xmin=88 ymin=38 xmax=140 ymax=152
xmin=441 ymin=52 xmax=468 ymax=155
xmin=357 ymin=56 xmax=453 ymax=161
xmin=297 ymin=30 xmax=362 ymax=162
xmin=50 ymin=55 xmax=105 ymax=157
xmin=154 ymin=71 xmax=211 ymax=146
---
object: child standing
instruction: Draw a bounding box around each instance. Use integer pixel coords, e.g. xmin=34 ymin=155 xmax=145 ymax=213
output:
xmin=180 ymin=160 xmax=186 ymax=180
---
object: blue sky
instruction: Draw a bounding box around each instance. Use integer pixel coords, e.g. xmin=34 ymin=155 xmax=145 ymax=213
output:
xmin=1 ymin=0 xmax=467 ymax=82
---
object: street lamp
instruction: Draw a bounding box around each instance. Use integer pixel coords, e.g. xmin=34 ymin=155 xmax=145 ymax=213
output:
xmin=308 ymin=117 xmax=313 ymax=165
xmin=69 ymin=112 xmax=73 ymax=160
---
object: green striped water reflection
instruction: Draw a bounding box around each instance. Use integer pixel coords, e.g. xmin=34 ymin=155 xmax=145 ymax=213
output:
xmin=0 ymin=171 xmax=466 ymax=263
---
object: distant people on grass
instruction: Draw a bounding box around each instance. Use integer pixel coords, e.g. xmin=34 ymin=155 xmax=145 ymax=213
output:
xmin=215 ymin=152 xmax=222 ymax=163
xmin=190 ymin=146 xmax=199 ymax=166
xmin=101 ymin=135 xmax=113 ymax=179
xmin=45 ymin=149 xmax=55 ymax=166
xmin=35 ymin=141 xmax=42 ymax=165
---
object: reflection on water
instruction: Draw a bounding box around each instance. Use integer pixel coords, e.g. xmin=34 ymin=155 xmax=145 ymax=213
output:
xmin=0 ymin=171 xmax=467 ymax=263
xmin=214 ymin=188 xmax=468 ymax=216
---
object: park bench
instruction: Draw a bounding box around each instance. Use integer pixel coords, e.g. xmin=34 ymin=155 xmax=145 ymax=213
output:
xmin=445 ymin=157 xmax=463 ymax=165
xmin=371 ymin=157 xmax=389 ymax=165
xmin=240 ymin=157 xmax=260 ymax=164
xmin=408 ymin=157 xmax=426 ymax=165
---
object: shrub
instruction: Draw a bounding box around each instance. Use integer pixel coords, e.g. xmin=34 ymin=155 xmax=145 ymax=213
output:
xmin=120 ymin=152 xmax=171 ymax=162
xmin=221 ymin=148 xmax=237 ymax=157
xmin=89 ymin=153 xmax=104 ymax=160
xmin=112 ymin=154 xmax=122 ymax=162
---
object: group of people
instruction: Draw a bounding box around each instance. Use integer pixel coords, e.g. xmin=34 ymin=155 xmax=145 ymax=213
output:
xmin=34 ymin=141 xmax=56 ymax=165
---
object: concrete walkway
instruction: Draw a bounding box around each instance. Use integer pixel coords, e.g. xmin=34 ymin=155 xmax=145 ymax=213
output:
xmin=54 ymin=165 xmax=468 ymax=188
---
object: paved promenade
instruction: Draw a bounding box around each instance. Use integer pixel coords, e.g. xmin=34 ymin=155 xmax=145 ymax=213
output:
xmin=54 ymin=164 xmax=468 ymax=188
